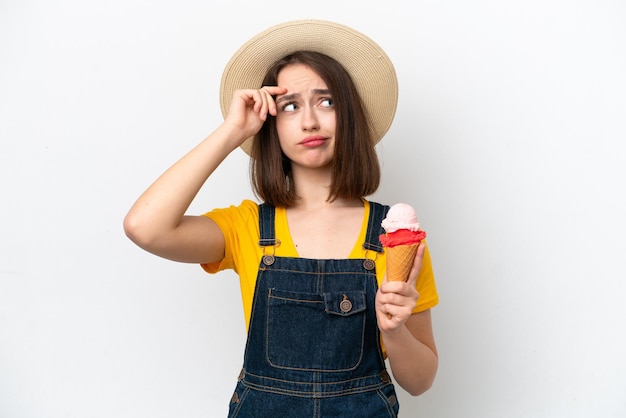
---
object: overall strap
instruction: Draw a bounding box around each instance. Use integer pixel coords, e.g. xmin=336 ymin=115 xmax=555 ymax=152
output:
xmin=260 ymin=201 xmax=388 ymax=251
xmin=363 ymin=201 xmax=390 ymax=254
xmin=258 ymin=203 xmax=278 ymax=247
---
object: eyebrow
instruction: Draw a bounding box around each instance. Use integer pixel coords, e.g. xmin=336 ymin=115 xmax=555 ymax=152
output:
xmin=275 ymin=89 xmax=331 ymax=104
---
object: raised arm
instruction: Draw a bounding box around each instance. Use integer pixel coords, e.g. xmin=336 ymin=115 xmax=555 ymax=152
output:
xmin=123 ymin=86 xmax=286 ymax=263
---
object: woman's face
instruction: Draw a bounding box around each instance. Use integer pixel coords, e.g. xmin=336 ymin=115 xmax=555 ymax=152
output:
xmin=274 ymin=64 xmax=336 ymax=170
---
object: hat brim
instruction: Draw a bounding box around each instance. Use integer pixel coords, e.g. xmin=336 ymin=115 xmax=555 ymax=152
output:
xmin=219 ymin=19 xmax=398 ymax=156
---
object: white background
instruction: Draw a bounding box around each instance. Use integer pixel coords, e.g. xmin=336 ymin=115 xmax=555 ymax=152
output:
xmin=1 ymin=0 xmax=625 ymax=417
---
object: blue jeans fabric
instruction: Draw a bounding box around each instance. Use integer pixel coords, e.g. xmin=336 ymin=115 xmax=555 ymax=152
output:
xmin=228 ymin=202 xmax=399 ymax=417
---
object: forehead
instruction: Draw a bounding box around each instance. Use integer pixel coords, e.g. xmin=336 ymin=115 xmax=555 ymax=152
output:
xmin=277 ymin=64 xmax=327 ymax=88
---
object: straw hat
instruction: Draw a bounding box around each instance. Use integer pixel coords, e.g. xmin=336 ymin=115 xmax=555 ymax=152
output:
xmin=219 ymin=19 xmax=398 ymax=155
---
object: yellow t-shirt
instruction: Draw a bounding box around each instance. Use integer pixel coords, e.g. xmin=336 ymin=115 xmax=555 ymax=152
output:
xmin=202 ymin=199 xmax=438 ymax=331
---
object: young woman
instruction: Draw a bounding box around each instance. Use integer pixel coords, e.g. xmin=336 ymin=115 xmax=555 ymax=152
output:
xmin=124 ymin=20 xmax=438 ymax=417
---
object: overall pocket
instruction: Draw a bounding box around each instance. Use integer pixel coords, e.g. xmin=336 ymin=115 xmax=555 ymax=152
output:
xmin=267 ymin=288 xmax=366 ymax=371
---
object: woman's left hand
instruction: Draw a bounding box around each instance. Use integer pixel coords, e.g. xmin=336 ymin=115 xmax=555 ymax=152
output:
xmin=375 ymin=242 xmax=425 ymax=332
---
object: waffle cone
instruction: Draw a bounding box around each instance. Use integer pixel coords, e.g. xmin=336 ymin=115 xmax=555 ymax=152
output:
xmin=385 ymin=244 xmax=418 ymax=281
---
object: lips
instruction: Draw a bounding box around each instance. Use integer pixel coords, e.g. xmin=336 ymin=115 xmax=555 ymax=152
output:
xmin=299 ymin=135 xmax=327 ymax=147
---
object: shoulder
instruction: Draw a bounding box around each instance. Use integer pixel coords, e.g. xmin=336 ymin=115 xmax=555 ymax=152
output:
xmin=203 ymin=199 xmax=259 ymax=219
xmin=202 ymin=199 xmax=260 ymax=232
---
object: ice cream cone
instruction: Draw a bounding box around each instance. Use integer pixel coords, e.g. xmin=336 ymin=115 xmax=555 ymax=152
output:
xmin=385 ymin=243 xmax=418 ymax=282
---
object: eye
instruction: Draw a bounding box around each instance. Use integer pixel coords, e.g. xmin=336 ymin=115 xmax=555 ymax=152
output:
xmin=319 ymin=98 xmax=334 ymax=108
xmin=281 ymin=102 xmax=298 ymax=112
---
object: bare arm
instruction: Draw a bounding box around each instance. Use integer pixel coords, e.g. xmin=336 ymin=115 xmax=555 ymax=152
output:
xmin=123 ymin=86 xmax=287 ymax=263
xmin=376 ymin=243 xmax=439 ymax=395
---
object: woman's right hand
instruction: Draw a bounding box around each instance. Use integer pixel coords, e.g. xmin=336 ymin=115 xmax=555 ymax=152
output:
xmin=223 ymin=86 xmax=288 ymax=147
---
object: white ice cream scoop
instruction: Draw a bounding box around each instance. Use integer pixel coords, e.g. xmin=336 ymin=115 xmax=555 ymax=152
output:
xmin=381 ymin=203 xmax=421 ymax=233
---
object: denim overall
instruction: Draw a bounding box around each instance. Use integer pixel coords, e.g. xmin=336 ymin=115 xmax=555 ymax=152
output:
xmin=228 ymin=202 xmax=400 ymax=417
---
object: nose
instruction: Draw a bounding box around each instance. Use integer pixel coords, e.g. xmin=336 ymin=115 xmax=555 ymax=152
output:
xmin=301 ymin=105 xmax=320 ymax=131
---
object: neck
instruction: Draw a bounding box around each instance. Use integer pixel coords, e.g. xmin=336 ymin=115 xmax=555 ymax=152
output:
xmin=289 ymin=165 xmax=360 ymax=210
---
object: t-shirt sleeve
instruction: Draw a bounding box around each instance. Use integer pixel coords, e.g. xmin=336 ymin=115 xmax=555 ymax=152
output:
xmin=412 ymin=242 xmax=439 ymax=313
xmin=199 ymin=200 xmax=259 ymax=274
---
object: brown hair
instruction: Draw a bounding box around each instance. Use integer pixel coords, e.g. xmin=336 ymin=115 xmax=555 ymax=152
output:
xmin=250 ymin=51 xmax=381 ymax=207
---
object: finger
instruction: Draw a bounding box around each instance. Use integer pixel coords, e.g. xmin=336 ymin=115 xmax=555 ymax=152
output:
xmin=260 ymin=88 xmax=278 ymax=119
xmin=261 ymin=85 xmax=288 ymax=96
xmin=251 ymin=89 xmax=266 ymax=115
xmin=233 ymin=89 xmax=255 ymax=109
xmin=261 ymin=86 xmax=287 ymax=117
xmin=379 ymin=302 xmax=394 ymax=320
xmin=254 ymin=89 xmax=274 ymax=120
xmin=380 ymin=305 xmax=407 ymax=325
xmin=379 ymin=279 xmax=411 ymax=297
